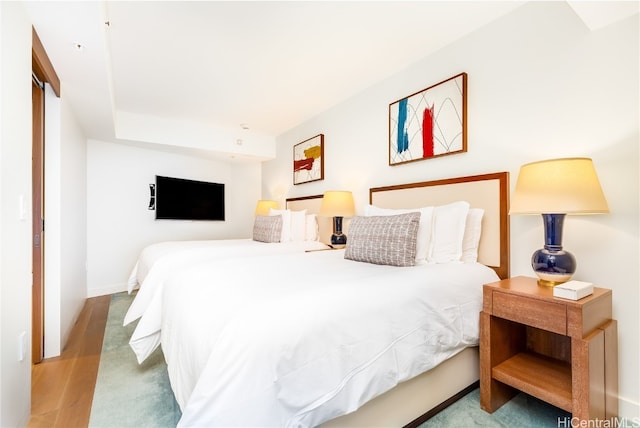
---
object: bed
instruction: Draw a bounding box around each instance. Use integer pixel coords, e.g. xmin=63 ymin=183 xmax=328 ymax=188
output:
xmin=137 ymin=172 xmax=510 ymax=427
xmin=125 ymin=214 xmax=329 ymax=361
xmin=124 ymin=238 xmax=327 ymax=325
xmin=323 ymin=172 xmax=509 ymax=427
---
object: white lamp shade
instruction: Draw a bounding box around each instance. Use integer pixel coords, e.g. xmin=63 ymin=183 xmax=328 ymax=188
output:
xmin=510 ymin=158 xmax=609 ymax=215
xmin=255 ymin=200 xmax=278 ymax=216
xmin=319 ymin=191 xmax=355 ymax=217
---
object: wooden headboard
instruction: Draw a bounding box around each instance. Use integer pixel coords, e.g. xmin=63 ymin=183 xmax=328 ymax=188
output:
xmin=286 ymin=171 xmax=510 ymax=279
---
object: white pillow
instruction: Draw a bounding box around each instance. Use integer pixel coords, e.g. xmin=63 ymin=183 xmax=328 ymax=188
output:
xmin=461 ymin=208 xmax=484 ymax=263
xmin=290 ymin=209 xmax=307 ymax=242
xmin=269 ymin=209 xmax=307 ymax=242
xmin=364 ymin=204 xmax=433 ymax=262
xmin=269 ymin=209 xmax=291 ymax=242
xmin=305 ymin=214 xmax=319 ymax=241
xmin=428 ymin=201 xmax=470 ymax=263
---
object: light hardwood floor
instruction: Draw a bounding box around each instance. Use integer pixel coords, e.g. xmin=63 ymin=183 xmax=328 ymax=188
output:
xmin=27 ymin=295 xmax=111 ymax=428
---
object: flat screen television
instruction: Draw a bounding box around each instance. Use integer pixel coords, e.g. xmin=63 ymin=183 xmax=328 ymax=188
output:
xmin=155 ymin=175 xmax=225 ymax=221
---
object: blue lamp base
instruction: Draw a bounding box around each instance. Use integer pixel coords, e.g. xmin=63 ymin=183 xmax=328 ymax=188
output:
xmin=331 ymin=216 xmax=347 ymax=248
xmin=532 ymin=214 xmax=576 ymax=287
xmin=532 ymin=248 xmax=576 ymax=287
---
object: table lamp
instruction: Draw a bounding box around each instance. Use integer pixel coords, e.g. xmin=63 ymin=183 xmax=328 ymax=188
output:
xmin=510 ymin=157 xmax=609 ymax=286
xmin=319 ymin=191 xmax=355 ymax=247
xmin=255 ymin=200 xmax=278 ymax=216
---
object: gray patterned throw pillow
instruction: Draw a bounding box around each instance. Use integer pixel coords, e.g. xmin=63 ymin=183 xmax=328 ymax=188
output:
xmin=253 ymin=215 xmax=283 ymax=243
xmin=345 ymin=212 xmax=420 ymax=267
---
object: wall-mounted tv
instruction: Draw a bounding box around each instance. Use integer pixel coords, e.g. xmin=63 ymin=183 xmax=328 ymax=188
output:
xmin=155 ymin=175 xmax=225 ymax=221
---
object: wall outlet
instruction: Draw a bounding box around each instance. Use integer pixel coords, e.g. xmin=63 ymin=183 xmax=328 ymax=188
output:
xmin=18 ymin=331 xmax=26 ymax=362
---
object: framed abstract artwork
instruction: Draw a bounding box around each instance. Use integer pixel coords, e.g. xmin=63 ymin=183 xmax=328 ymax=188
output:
xmin=389 ymin=72 xmax=467 ymax=166
xmin=293 ymin=134 xmax=324 ymax=185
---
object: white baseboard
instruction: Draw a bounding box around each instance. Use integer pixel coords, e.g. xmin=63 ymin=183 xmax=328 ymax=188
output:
xmin=87 ymin=282 xmax=129 ymax=298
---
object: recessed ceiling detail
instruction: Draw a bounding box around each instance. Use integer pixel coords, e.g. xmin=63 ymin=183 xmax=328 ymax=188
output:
xmin=23 ymin=1 xmax=638 ymax=161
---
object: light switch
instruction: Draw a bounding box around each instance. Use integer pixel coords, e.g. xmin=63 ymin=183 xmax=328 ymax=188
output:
xmin=18 ymin=331 xmax=26 ymax=361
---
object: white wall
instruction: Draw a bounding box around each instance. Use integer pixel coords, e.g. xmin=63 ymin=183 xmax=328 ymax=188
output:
xmin=43 ymin=85 xmax=88 ymax=358
xmin=263 ymin=2 xmax=639 ymax=418
xmin=58 ymin=93 xmax=88 ymax=354
xmin=0 ymin=2 xmax=33 ymax=426
xmin=86 ymin=140 xmax=261 ymax=297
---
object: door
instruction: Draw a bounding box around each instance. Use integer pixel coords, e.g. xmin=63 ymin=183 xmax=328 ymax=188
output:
xmin=32 ymin=75 xmax=44 ymax=364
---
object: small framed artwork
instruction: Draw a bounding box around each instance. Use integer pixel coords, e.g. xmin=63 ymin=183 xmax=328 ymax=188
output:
xmin=293 ymin=134 xmax=324 ymax=185
xmin=389 ymin=72 xmax=467 ymax=166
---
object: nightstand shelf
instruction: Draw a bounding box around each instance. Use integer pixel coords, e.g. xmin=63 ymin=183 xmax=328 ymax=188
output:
xmin=480 ymin=276 xmax=618 ymax=422
xmin=492 ymin=352 xmax=572 ymax=411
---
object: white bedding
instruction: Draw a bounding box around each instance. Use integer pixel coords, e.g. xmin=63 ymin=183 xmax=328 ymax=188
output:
xmin=156 ymin=249 xmax=499 ymax=427
xmin=127 ymin=239 xmax=254 ymax=293
xmin=124 ymin=239 xmax=328 ymax=326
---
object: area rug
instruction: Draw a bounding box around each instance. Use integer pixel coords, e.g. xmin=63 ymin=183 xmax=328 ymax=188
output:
xmin=89 ymin=292 xmax=181 ymax=428
xmin=419 ymin=387 xmax=570 ymax=428
xmin=90 ymin=292 xmax=570 ymax=428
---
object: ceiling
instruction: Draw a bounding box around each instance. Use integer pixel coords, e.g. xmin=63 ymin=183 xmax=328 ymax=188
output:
xmin=24 ymin=1 xmax=638 ymax=161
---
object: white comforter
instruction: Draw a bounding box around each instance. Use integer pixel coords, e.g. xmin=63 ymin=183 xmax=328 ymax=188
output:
xmin=127 ymin=240 xmax=258 ymax=293
xmin=124 ymin=239 xmax=328 ymax=326
xmin=159 ymin=249 xmax=499 ymax=427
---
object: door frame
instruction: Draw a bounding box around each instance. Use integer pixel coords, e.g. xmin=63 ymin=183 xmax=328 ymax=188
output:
xmin=31 ymin=27 xmax=60 ymax=364
xmin=31 ymin=76 xmax=44 ymax=364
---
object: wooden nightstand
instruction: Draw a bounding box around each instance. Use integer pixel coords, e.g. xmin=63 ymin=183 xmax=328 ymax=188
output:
xmin=480 ymin=276 xmax=618 ymax=421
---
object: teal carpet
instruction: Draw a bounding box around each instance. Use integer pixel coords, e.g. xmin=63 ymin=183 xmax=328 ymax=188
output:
xmin=89 ymin=292 xmax=181 ymax=427
xmin=419 ymin=388 xmax=570 ymax=428
xmin=90 ymin=292 xmax=571 ymax=427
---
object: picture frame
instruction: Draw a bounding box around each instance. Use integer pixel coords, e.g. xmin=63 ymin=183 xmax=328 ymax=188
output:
xmin=293 ymin=134 xmax=324 ymax=185
xmin=389 ymin=72 xmax=467 ymax=166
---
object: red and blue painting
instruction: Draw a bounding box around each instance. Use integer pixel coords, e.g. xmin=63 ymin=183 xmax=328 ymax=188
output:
xmin=389 ymin=73 xmax=467 ymax=166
